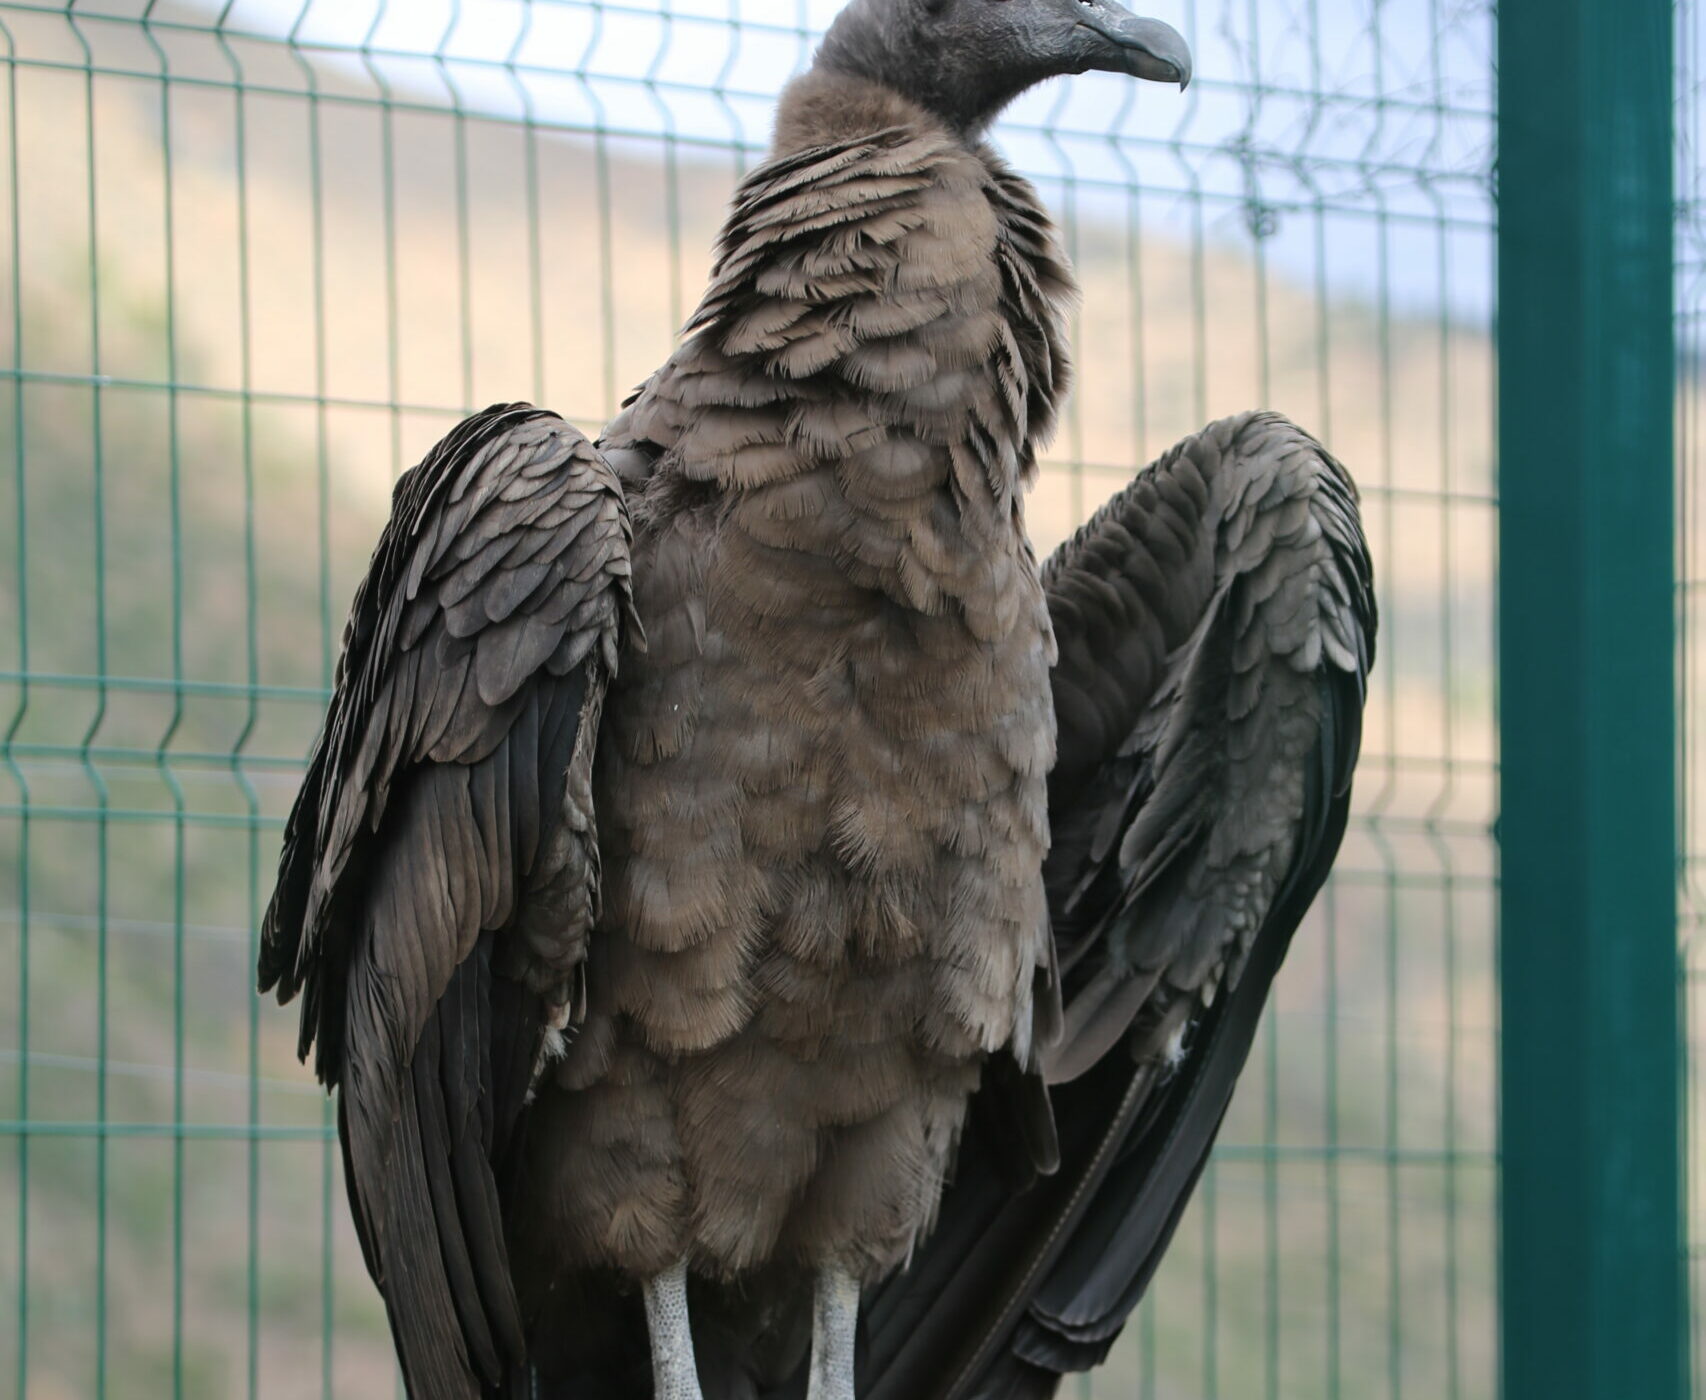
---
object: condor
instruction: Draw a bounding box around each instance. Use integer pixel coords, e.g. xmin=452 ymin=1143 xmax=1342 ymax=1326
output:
xmin=259 ymin=2 xmax=1374 ymax=1397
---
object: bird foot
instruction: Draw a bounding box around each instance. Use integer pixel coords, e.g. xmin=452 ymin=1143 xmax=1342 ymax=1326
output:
xmin=806 ymin=1265 xmax=860 ymax=1400
xmin=643 ymin=1261 xmax=705 ymax=1400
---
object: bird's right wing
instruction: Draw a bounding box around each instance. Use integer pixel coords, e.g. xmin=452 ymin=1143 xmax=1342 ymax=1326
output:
xmin=259 ymin=403 xmax=635 ymax=1399
xmin=858 ymin=410 xmax=1374 ymax=1400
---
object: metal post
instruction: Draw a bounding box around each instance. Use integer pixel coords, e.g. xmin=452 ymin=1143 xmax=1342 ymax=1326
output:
xmin=1497 ymin=2 xmax=1687 ymax=1398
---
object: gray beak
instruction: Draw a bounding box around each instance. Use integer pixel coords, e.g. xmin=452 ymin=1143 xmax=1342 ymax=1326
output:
xmin=1079 ymin=4 xmax=1193 ymax=89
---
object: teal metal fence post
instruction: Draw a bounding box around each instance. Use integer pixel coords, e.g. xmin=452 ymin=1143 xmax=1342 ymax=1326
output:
xmin=1497 ymin=1 xmax=1687 ymax=1397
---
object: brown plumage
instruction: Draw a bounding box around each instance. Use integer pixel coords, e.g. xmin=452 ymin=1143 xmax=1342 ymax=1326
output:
xmin=259 ymin=3 xmax=1372 ymax=1398
xmin=513 ymin=73 xmax=1067 ymax=1294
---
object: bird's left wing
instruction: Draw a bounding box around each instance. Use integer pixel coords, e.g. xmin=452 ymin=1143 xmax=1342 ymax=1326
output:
xmin=857 ymin=410 xmax=1374 ymax=1400
xmin=259 ymin=403 xmax=635 ymax=1399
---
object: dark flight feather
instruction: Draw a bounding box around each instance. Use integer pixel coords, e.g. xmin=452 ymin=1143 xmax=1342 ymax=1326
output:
xmin=259 ymin=403 xmax=635 ymax=1399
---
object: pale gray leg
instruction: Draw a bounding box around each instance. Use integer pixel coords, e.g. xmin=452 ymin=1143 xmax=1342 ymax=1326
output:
xmin=642 ymin=1260 xmax=704 ymax=1400
xmin=806 ymin=1265 xmax=860 ymax=1400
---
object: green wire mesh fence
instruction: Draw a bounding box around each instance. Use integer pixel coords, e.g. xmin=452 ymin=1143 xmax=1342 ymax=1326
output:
xmin=0 ymin=0 xmax=1657 ymax=1394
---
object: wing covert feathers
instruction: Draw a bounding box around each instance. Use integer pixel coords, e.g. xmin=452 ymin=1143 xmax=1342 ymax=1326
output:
xmin=858 ymin=410 xmax=1374 ymax=1400
xmin=259 ymin=403 xmax=635 ymax=1398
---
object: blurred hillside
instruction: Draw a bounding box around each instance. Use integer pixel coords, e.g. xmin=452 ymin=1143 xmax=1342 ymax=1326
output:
xmin=2 ymin=52 xmax=1496 ymax=1400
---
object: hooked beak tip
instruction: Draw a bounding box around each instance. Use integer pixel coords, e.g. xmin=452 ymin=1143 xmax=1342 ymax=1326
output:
xmin=1102 ymin=14 xmax=1193 ymax=92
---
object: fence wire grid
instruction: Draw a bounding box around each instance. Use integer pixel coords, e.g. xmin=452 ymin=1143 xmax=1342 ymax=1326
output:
xmin=0 ymin=0 xmax=1680 ymax=1396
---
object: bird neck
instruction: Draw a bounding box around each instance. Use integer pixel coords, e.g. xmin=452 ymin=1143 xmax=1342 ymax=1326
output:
xmin=770 ymin=69 xmax=951 ymax=158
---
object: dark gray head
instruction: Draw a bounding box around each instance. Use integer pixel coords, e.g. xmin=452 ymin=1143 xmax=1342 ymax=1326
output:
xmin=815 ymin=0 xmax=1191 ymax=136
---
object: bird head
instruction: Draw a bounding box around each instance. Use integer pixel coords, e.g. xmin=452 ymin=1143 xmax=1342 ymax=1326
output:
xmin=815 ymin=0 xmax=1191 ymax=137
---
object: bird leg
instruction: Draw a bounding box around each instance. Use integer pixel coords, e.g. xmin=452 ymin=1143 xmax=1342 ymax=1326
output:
xmin=642 ymin=1260 xmax=704 ymax=1400
xmin=806 ymin=1265 xmax=860 ymax=1400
